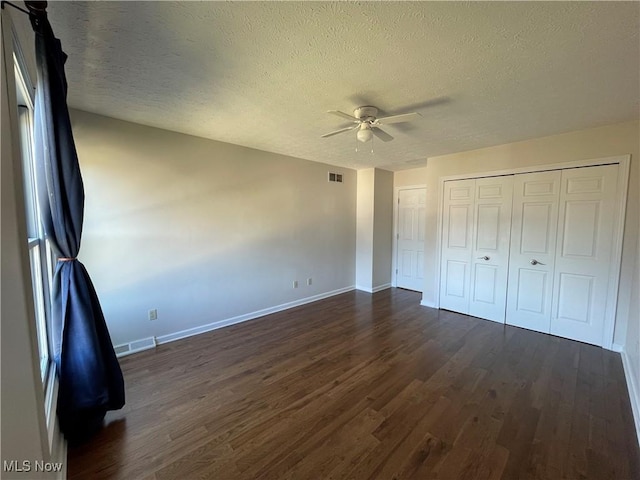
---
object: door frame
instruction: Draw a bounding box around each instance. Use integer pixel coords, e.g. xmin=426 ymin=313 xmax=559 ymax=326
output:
xmin=434 ymin=155 xmax=630 ymax=350
xmin=392 ymin=185 xmax=427 ymax=290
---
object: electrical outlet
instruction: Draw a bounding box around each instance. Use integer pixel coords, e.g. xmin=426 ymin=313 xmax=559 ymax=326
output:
xmin=307 ymin=278 xmax=312 ymax=286
xmin=293 ymin=280 xmax=298 ymax=288
xmin=148 ymin=309 xmax=158 ymax=321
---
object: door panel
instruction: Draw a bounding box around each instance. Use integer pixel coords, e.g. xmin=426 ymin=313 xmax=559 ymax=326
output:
xmin=506 ymin=170 xmax=561 ymax=333
xmin=520 ymin=204 xmax=555 ymax=254
xmin=469 ymin=176 xmax=513 ymax=322
xmin=550 ymin=165 xmax=618 ymax=345
xmin=396 ymin=188 xmax=426 ymax=292
xmin=416 ymin=251 xmax=424 ymax=282
xmin=444 ymin=260 xmax=467 ymax=299
xmin=476 ymin=205 xmax=500 ymax=250
xmin=561 ymin=201 xmax=600 ymax=257
xmin=440 ymin=179 xmax=474 ymax=313
xmin=515 ymin=269 xmax=548 ymax=314
xmin=448 ymin=205 xmax=472 ymax=248
xmin=556 ymin=273 xmax=594 ymax=323
xmin=472 ymin=264 xmax=498 ymax=304
xmin=401 ymin=208 xmax=415 ymax=239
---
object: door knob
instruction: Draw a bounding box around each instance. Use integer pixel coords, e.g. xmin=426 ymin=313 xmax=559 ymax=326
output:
xmin=477 ymin=256 xmax=490 ymax=261
xmin=530 ymin=259 xmax=546 ymax=266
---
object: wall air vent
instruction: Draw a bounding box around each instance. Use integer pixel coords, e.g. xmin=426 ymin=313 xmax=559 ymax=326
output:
xmin=328 ymin=172 xmax=343 ymax=183
xmin=114 ymin=337 xmax=156 ymax=357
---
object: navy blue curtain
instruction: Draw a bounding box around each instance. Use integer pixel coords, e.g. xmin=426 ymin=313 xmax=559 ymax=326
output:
xmin=29 ymin=10 xmax=124 ymax=443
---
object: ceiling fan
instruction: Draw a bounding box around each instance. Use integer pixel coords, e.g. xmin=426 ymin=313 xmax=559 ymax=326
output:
xmin=321 ymin=106 xmax=422 ymax=143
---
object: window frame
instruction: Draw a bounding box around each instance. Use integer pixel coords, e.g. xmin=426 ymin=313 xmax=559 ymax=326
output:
xmin=14 ymin=52 xmax=55 ymax=387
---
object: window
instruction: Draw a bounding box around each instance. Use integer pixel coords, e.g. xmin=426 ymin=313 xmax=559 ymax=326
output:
xmin=14 ymin=56 xmax=55 ymax=384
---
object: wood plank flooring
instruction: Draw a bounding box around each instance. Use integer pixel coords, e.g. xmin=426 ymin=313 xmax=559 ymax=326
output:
xmin=67 ymin=288 xmax=640 ymax=479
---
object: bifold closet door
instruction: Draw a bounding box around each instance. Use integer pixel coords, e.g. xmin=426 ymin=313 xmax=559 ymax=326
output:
xmin=550 ymin=164 xmax=619 ymax=346
xmin=442 ymin=165 xmax=622 ymax=346
xmin=468 ymin=176 xmax=513 ymax=323
xmin=440 ymin=179 xmax=475 ymax=314
xmin=506 ymin=170 xmax=561 ymax=334
xmin=440 ymin=176 xmax=513 ymax=321
xmin=505 ymin=165 xmax=619 ymax=346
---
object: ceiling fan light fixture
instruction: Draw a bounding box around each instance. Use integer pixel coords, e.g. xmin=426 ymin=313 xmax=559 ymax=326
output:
xmin=357 ymin=124 xmax=373 ymax=143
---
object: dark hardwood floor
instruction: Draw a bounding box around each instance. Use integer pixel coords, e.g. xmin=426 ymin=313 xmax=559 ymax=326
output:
xmin=68 ymin=288 xmax=640 ymax=479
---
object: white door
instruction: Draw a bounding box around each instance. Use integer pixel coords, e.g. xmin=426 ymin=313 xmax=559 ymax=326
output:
xmin=550 ymin=165 xmax=619 ymax=345
xmin=440 ymin=179 xmax=475 ymax=314
xmin=506 ymin=170 xmax=562 ymax=334
xmin=396 ymin=188 xmax=426 ymax=292
xmin=469 ymin=176 xmax=513 ymax=323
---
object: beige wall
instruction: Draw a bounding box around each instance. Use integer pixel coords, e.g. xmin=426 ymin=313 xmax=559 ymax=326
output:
xmin=628 ymin=234 xmax=640 ymax=437
xmin=355 ymin=168 xmax=393 ymax=291
xmin=395 ymin=120 xmax=639 ymax=350
xmin=372 ymin=169 xmax=394 ymax=289
xmin=71 ymin=110 xmax=356 ymax=346
xmin=355 ymin=169 xmax=375 ymax=290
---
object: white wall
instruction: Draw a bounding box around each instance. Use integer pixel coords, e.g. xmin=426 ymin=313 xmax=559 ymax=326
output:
xmin=1 ymin=6 xmax=63 ymax=479
xmin=70 ymin=110 xmax=356 ymax=347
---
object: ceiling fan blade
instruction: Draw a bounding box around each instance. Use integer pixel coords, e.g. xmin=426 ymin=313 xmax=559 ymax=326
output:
xmin=376 ymin=112 xmax=422 ymax=125
xmin=372 ymin=127 xmax=394 ymax=142
xmin=321 ymin=124 xmax=359 ymax=138
xmin=328 ymin=110 xmax=359 ymax=122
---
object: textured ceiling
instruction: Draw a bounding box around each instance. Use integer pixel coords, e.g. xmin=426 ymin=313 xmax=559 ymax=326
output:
xmin=46 ymin=1 xmax=639 ymax=171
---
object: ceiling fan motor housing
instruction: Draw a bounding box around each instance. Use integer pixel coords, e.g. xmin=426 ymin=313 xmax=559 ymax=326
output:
xmin=353 ymin=106 xmax=378 ymax=122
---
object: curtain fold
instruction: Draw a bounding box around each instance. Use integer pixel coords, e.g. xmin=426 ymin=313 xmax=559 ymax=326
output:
xmin=29 ymin=10 xmax=124 ymax=443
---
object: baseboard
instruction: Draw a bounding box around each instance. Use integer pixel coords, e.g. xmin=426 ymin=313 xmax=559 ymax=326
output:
xmin=420 ymin=298 xmax=437 ymax=308
xmin=356 ymin=283 xmax=391 ymax=294
xmin=620 ymin=348 xmax=640 ymax=447
xmin=114 ymin=287 xmax=356 ymax=356
xmin=372 ymin=283 xmax=391 ymax=293
xmin=125 ymin=286 xmax=353 ymax=347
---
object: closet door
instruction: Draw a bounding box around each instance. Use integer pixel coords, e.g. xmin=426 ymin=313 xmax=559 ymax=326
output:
xmin=550 ymin=164 xmax=619 ymax=346
xmin=468 ymin=176 xmax=513 ymax=323
xmin=506 ymin=171 xmax=561 ymax=334
xmin=440 ymin=179 xmax=475 ymax=314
